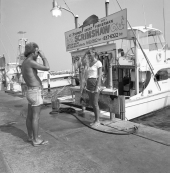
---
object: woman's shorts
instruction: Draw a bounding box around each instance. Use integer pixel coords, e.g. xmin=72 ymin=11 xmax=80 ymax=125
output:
xmin=26 ymin=86 xmax=43 ymax=106
xmin=86 ymin=78 xmax=97 ymax=91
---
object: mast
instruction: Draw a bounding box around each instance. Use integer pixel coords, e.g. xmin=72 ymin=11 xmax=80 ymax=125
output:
xmin=142 ymin=0 xmax=147 ymax=29
xmin=162 ymin=0 xmax=166 ymax=60
xmin=17 ymin=31 xmax=27 ymax=65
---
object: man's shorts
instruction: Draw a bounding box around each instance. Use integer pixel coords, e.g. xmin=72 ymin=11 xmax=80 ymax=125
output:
xmin=26 ymin=86 xmax=43 ymax=106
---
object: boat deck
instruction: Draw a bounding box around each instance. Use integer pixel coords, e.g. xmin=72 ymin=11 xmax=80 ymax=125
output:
xmin=0 ymin=91 xmax=170 ymax=173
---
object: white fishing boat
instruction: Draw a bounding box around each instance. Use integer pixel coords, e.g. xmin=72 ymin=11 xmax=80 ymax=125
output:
xmin=0 ymin=63 xmax=73 ymax=92
xmin=116 ymin=25 xmax=170 ymax=120
xmin=37 ymin=70 xmax=72 ymax=89
xmin=67 ymin=6 xmax=170 ymax=121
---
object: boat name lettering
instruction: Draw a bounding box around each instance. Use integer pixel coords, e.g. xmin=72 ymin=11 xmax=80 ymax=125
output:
xmin=65 ymin=9 xmax=127 ymax=51
xmin=75 ymin=25 xmax=110 ymax=42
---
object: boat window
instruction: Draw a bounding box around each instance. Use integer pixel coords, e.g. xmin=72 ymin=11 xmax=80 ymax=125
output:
xmin=148 ymin=30 xmax=165 ymax=51
xmin=155 ymin=68 xmax=169 ymax=81
xmin=138 ymin=30 xmax=165 ymax=51
xmin=118 ymin=29 xmax=165 ymax=55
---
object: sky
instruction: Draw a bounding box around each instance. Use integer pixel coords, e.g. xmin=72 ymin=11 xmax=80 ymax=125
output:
xmin=0 ymin=0 xmax=170 ymax=71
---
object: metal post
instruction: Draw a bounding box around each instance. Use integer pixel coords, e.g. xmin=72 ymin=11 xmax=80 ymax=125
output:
xmin=134 ymin=39 xmax=139 ymax=94
xmin=105 ymin=0 xmax=109 ymax=17
xmin=108 ymin=53 xmax=113 ymax=89
xmin=105 ymin=0 xmax=114 ymax=121
xmin=71 ymin=15 xmax=78 ymax=86
xmin=105 ymin=1 xmax=112 ymax=89
xmin=47 ymin=73 xmax=51 ymax=92
xmin=74 ymin=15 xmax=78 ymax=29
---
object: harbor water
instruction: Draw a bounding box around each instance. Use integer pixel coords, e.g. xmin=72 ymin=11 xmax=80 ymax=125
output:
xmin=131 ymin=106 xmax=170 ymax=132
xmin=43 ymin=85 xmax=72 ymax=99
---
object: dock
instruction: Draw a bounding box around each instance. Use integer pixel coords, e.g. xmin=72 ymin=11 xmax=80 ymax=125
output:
xmin=0 ymin=91 xmax=170 ymax=173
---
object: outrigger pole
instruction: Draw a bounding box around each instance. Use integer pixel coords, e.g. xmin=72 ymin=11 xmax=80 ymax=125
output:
xmin=162 ymin=0 xmax=166 ymax=60
xmin=115 ymin=0 xmax=161 ymax=92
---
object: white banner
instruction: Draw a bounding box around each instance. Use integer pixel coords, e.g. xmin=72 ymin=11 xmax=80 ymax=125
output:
xmin=65 ymin=9 xmax=127 ymax=52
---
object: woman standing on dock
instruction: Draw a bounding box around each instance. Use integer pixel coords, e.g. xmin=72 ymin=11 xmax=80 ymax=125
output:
xmin=83 ymin=49 xmax=102 ymax=127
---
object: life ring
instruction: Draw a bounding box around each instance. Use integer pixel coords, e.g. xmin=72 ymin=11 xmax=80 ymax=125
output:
xmin=156 ymin=53 xmax=162 ymax=62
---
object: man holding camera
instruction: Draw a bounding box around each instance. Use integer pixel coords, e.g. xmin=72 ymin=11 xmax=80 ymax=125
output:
xmin=22 ymin=42 xmax=50 ymax=147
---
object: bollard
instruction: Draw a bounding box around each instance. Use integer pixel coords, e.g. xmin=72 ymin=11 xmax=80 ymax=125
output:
xmin=110 ymin=112 xmax=115 ymax=121
xmin=51 ymin=99 xmax=60 ymax=112
xmin=119 ymin=96 xmax=125 ymax=120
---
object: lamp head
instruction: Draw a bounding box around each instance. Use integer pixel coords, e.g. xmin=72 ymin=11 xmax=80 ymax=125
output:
xmin=51 ymin=0 xmax=62 ymax=17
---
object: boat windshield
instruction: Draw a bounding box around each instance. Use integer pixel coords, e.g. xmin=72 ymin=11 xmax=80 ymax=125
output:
xmin=138 ymin=29 xmax=165 ymax=51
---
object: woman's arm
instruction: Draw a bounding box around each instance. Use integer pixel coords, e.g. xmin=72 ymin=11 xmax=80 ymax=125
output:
xmin=95 ymin=66 xmax=102 ymax=92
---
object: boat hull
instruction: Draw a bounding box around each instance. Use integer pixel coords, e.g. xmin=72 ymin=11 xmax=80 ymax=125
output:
xmin=125 ymin=91 xmax=170 ymax=120
xmin=42 ymin=77 xmax=72 ymax=89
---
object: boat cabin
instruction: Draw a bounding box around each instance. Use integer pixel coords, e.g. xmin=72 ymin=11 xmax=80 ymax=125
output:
xmin=115 ymin=26 xmax=170 ymax=97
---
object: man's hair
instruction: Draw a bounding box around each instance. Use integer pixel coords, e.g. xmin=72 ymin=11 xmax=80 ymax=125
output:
xmin=24 ymin=42 xmax=39 ymax=57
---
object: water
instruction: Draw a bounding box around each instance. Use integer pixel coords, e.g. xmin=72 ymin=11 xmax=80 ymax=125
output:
xmin=131 ymin=106 xmax=170 ymax=132
xmin=43 ymin=86 xmax=72 ymax=100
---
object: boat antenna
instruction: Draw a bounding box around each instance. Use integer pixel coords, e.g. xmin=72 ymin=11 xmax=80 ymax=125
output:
xmin=162 ymin=0 xmax=167 ymax=58
xmin=0 ymin=0 xmax=1 ymax=24
xmin=163 ymin=0 xmax=166 ymax=41
xmin=142 ymin=1 xmax=147 ymax=29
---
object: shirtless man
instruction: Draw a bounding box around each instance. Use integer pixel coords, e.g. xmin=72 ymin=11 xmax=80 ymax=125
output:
xmin=22 ymin=42 xmax=50 ymax=146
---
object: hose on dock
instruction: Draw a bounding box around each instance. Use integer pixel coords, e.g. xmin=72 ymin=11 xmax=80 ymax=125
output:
xmin=49 ymin=107 xmax=170 ymax=146
xmin=49 ymin=107 xmax=137 ymax=135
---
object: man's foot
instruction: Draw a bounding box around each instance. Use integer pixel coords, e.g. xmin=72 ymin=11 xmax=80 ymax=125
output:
xmin=32 ymin=139 xmax=49 ymax=147
xmin=90 ymin=121 xmax=100 ymax=127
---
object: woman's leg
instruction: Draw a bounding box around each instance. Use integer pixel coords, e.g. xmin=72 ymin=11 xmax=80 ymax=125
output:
xmin=87 ymin=78 xmax=100 ymax=126
xmin=92 ymin=92 xmax=100 ymax=122
xmin=88 ymin=91 xmax=100 ymax=124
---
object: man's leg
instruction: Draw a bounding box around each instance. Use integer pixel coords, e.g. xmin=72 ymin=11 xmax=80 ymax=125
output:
xmin=31 ymin=105 xmax=41 ymax=143
xmin=26 ymin=104 xmax=33 ymax=139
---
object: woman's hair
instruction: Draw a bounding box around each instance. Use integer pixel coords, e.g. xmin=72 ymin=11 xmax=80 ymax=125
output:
xmin=86 ymin=48 xmax=98 ymax=58
xmin=24 ymin=42 xmax=39 ymax=57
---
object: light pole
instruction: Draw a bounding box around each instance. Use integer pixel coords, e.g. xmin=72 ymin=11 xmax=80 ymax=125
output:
xmin=51 ymin=0 xmax=78 ymax=29
xmin=50 ymin=0 xmax=79 ymax=86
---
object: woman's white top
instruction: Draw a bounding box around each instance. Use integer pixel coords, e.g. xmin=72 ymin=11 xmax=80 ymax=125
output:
xmin=88 ymin=60 xmax=102 ymax=78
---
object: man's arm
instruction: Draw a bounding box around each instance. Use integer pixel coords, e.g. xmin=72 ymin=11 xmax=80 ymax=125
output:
xmin=30 ymin=50 xmax=50 ymax=71
xmin=38 ymin=50 xmax=50 ymax=70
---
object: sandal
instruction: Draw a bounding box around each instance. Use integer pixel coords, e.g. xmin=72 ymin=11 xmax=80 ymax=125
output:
xmin=27 ymin=135 xmax=41 ymax=142
xmin=32 ymin=140 xmax=49 ymax=147
xmin=90 ymin=122 xmax=100 ymax=127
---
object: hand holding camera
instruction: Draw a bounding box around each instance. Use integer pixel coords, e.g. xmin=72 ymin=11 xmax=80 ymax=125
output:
xmin=38 ymin=50 xmax=45 ymax=59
